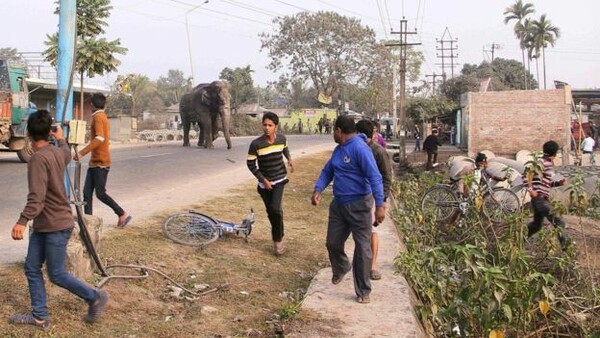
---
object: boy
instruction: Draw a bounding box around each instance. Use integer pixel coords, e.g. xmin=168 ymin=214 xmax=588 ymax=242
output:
xmin=525 ymin=140 xmax=568 ymax=248
xmin=247 ymin=112 xmax=294 ymax=255
xmin=10 ymin=110 xmax=108 ymax=329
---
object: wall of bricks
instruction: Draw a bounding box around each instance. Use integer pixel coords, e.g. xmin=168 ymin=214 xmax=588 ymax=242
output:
xmin=460 ymin=87 xmax=571 ymax=158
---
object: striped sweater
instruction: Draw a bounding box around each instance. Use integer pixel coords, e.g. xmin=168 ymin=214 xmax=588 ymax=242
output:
xmin=247 ymin=133 xmax=291 ymax=185
xmin=525 ymin=156 xmax=563 ymax=198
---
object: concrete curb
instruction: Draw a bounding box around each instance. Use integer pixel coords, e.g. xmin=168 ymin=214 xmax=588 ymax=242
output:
xmin=299 ymin=206 xmax=426 ymax=337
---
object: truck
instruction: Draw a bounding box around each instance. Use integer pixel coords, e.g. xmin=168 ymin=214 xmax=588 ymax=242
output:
xmin=0 ymin=58 xmax=35 ymax=162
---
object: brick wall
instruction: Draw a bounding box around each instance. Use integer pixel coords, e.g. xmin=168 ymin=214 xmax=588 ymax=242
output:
xmin=461 ymin=88 xmax=571 ymax=157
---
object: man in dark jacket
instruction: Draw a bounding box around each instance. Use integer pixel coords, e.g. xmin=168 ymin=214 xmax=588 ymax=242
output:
xmin=423 ymin=129 xmax=442 ymax=170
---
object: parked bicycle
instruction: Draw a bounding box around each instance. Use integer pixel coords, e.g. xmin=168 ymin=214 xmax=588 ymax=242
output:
xmin=163 ymin=209 xmax=254 ymax=247
xmin=421 ymin=169 xmax=521 ymax=224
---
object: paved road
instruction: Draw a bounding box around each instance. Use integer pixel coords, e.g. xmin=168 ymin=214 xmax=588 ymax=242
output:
xmin=0 ymin=134 xmax=334 ymax=265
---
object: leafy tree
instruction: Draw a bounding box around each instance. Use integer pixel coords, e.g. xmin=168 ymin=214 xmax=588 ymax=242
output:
xmin=406 ymin=96 xmax=455 ymax=123
xmin=0 ymin=48 xmax=27 ymax=68
xmin=260 ymin=11 xmax=379 ymax=101
xmin=219 ymin=65 xmax=255 ymax=109
xmin=350 ymin=44 xmax=423 ymax=115
xmin=439 ymin=58 xmax=536 ymax=103
xmin=157 ymin=69 xmax=190 ymax=107
xmin=107 ymin=74 xmax=162 ymax=119
xmin=503 ymin=0 xmax=535 ymax=89
xmin=527 ymin=14 xmax=560 ymax=89
xmin=43 ymin=0 xmax=127 ymax=116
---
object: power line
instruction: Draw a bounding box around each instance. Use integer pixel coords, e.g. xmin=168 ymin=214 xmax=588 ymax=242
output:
xmin=375 ymin=0 xmax=389 ymax=39
xmin=272 ymin=0 xmax=315 ymax=13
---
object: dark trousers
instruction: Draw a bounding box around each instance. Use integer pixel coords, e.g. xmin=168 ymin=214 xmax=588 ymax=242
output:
xmin=257 ymin=182 xmax=286 ymax=242
xmin=426 ymin=150 xmax=438 ymax=170
xmin=26 ymin=228 xmax=96 ymax=320
xmin=83 ymin=167 xmax=124 ymax=217
xmin=414 ymin=139 xmax=421 ymax=151
xmin=527 ymin=196 xmax=566 ymax=245
xmin=326 ymin=195 xmax=373 ymax=298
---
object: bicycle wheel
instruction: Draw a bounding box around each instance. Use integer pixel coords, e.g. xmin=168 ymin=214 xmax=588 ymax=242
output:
xmin=482 ymin=188 xmax=521 ymax=223
xmin=421 ymin=185 xmax=459 ymax=223
xmin=163 ymin=212 xmax=220 ymax=246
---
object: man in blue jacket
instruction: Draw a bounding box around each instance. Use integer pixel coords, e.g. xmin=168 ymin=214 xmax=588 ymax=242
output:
xmin=311 ymin=115 xmax=385 ymax=304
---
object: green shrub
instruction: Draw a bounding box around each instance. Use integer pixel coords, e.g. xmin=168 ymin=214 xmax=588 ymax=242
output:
xmin=392 ymin=175 xmax=600 ymax=337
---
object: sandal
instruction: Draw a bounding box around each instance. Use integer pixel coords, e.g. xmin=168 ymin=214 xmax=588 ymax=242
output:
xmin=9 ymin=313 xmax=50 ymax=330
xmin=117 ymin=215 xmax=132 ymax=228
xmin=331 ymin=267 xmax=351 ymax=285
xmin=370 ymin=270 xmax=382 ymax=280
xmin=356 ymin=296 xmax=371 ymax=304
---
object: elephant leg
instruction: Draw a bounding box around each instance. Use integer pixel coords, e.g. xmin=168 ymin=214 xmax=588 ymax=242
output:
xmin=182 ymin=119 xmax=191 ymax=147
xmin=200 ymin=115 xmax=213 ymax=149
xmin=211 ymin=115 xmax=219 ymax=142
xmin=197 ymin=122 xmax=205 ymax=147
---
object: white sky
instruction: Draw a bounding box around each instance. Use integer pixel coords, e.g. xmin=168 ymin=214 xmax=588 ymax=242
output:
xmin=3 ymin=0 xmax=599 ymax=89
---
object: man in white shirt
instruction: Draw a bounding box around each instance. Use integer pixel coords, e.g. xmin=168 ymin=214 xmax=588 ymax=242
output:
xmin=582 ymin=135 xmax=595 ymax=154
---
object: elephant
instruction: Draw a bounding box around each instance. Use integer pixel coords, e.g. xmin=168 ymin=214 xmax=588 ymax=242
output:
xmin=179 ymin=81 xmax=232 ymax=149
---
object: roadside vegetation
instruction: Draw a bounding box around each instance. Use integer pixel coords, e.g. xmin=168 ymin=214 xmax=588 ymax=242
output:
xmin=393 ymin=170 xmax=600 ymax=337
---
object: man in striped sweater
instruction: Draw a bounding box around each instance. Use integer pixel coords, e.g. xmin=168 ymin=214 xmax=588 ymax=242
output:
xmin=525 ymin=140 xmax=568 ymax=248
xmin=247 ymin=112 xmax=294 ymax=255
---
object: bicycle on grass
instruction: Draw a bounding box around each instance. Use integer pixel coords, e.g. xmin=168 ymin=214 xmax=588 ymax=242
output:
xmin=163 ymin=209 xmax=254 ymax=247
xmin=421 ymin=170 xmax=521 ymax=224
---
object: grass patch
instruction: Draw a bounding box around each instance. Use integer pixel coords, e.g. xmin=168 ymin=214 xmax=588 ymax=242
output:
xmin=0 ymin=152 xmax=334 ymax=337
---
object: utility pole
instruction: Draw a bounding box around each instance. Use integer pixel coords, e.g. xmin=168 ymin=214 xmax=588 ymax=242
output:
xmin=425 ymin=73 xmax=442 ymax=93
xmin=483 ymin=43 xmax=501 ymax=62
xmin=436 ymin=27 xmax=458 ymax=83
xmin=386 ymin=18 xmax=420 ymax=163
xmin=185 ymin=0 xmax=209 ymax=86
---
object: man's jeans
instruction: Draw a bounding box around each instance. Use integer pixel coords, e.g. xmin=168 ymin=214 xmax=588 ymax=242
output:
xmin=83 ymin=167 xmax=125 ymax=217
xmin=25 ymin=228 xmax=96 ymax=320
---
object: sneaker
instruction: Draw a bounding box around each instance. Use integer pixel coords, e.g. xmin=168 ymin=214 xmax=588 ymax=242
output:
xmin=85 ymin=290 xmax=108 ymax=323
xmin=432 ymin=162 xmax=439 ymax=167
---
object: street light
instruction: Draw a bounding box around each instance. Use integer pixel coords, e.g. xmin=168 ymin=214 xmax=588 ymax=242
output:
xmin=185 ymin=0 xmax=209 ymax=86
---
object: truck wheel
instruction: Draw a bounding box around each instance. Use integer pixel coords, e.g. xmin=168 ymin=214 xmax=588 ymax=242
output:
xmin=17 ymin=138 xmax=34 ymax=163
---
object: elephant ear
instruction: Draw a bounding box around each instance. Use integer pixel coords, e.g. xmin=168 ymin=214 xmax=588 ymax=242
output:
xmin=200 ymin=88 xmax=212 ymax=107
xmin=179 ymin=93 xmax=191 ymax=113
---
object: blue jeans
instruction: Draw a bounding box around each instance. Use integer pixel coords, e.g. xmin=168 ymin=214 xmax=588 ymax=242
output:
xmin=25 ymin=228 xmax=96 ymax=320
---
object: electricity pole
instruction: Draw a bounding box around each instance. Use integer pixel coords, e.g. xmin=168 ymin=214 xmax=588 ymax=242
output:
xmin=185 ymin=0 xmax=209 ymax=86
xmin=425 ymin=73 xmax=442 ymax=94
xmin=386 ymin=18 xmax=420 ymax=163
xmin=436 ymin=27 xmax=458 ymax=83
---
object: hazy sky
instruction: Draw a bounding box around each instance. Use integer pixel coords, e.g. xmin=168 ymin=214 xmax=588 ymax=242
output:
xmin=4 ymin=0 xmax=599 ymax=89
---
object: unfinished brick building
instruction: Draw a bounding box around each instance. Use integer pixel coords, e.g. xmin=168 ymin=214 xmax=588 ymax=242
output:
xmin=458 ymin=87 xmax=572 ymax=158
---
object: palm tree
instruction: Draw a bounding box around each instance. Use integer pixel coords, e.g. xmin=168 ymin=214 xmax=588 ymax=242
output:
xmin=529 ymin=14 xmax=560 ymax=89
xmin=503 ymin=0 xmax=535 ymax=89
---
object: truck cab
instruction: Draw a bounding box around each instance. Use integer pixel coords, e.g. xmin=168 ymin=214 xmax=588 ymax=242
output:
xmin=0 ymin=58 xmax=34 ymax=162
